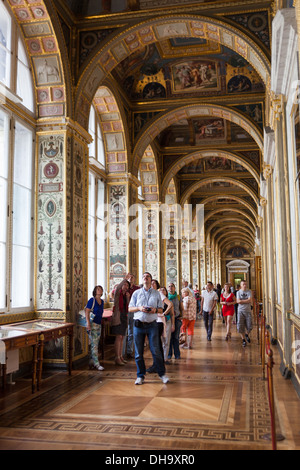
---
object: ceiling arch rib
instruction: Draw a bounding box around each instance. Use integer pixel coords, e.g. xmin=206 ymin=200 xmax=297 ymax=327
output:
xmin=219 ymin=237 xmax=255 ymax=252
xmin=133 ymin=104 xmax=263 ymax=176
xmin=221 ymin=240 xmax=254 ymax=254
xmin=211 ymin=225 xmax=255 ymax=244
xmin=75 ymin=14 xmax=270 ymax=129
xmin=204 ymin=208 xmax=257 ymax=231
xmin=206 ymin=218 xmax=256 ymax=237
xmin=162 ymin=150 xmax=260 ymax=199
xmin=215 ymin=231 xmax=255 ymax=248
xmin=198 ymin=195 xmax=258 ymax=223
xmin=180 ymin=176 xmax=259 ymax=207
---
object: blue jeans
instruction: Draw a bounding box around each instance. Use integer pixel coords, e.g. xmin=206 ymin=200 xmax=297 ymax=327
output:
xmin=168 ymin=317 xmax=182 ymax=359
xmin=126 ymin=312 xmax=134 ymax=355
xmin=133 ymin=321 xmax=165 ymax=378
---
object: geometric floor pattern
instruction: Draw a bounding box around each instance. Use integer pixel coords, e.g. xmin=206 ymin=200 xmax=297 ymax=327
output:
xmin=0 ymin=318 xmax=299 ymax=450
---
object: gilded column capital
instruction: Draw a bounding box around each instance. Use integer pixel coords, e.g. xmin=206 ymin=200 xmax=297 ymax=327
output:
xmin=260 ymin=197 xmax=267 ymax=207
xmin=263 ymin=164 xmax=273 ymax=179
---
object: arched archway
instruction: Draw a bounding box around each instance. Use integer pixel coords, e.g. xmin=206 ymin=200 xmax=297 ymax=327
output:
xmin=133 ymin=104 xmax=263 ymax=176
xmin=162 ymin=149 xmax=260 ymax=199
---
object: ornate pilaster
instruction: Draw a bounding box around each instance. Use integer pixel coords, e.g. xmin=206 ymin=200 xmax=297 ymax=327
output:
xmin=36 ymin=118 xmax=90 ymax=365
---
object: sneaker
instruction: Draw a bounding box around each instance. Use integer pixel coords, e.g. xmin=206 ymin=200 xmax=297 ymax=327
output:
xmin=245 ymin=334 xmax=251 ymax=344
xmin=242 ymin=339 xmax=247 ymax=348
xmin=96 ymin=364 xmax=104 ymax=371
xmin=160 ymin=375 xmax=170 ymax=384
xmin=135 ymin=377 xmax=144 ymax=385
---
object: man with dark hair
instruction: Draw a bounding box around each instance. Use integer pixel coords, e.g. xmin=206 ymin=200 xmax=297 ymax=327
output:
xmin=200 ymin=282 xmax=218 ymax=341
xmin=129 ymin=272 xmax=169 ymax=385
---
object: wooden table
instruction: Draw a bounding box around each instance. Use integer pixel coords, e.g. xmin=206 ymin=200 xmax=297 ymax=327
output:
xmin=0 ymin=327 xmax=40 ymax=393
xmin=2 ymin=320 xmax=74 ymax=393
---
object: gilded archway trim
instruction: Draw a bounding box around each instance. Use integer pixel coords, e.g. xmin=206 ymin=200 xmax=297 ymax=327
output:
xmin=204 ymin=208 xmax=256 ymax=231
xmin=180 ymin=176 xmax=259 ymax=206
xmin=198 ymin=195 xmax=258 ymax=223
xmin=133 ymin=104 xmax=263 ymax=176
xmin=162 ymin=150 xmax=260 ymax=200
xmin=206 ymin=217 xmax=256 ymax=237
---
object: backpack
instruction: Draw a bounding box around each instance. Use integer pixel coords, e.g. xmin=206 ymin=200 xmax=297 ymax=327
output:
xmin=77 ymin=297 xmax=95 ymax=327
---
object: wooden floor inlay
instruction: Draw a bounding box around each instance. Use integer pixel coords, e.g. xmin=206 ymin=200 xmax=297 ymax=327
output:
xmin=0 ymin=318 xmax=300 ymax=450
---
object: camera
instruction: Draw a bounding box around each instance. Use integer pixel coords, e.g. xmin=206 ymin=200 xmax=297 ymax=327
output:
xmin=144 ymin=307 xmax=151 ymax=312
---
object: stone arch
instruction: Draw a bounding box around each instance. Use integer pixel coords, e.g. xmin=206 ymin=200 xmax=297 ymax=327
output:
xmin=6 ymin=1 xmax=69 ymax=120
xmin=162 ymin=150 xmax=260 ymax=199
xmin=197 ymin=195 xmax=258 ymax=223
xmin=133 ymin=104 xmax=263 ymax=176
xmin=222 ymin=240 xmax=254 ymax=253
xmin=180 ymin=177 xmax=259 ymax=206
xmin=206 ymin=218 xmax=256 ymax=237
xmin=216 ymin=232 xmax=255 ymax=249
xmin=75 ymin=14 xmax=270 ymax=129
xmin=211 ymin=226 xmax=255 ymax=246
xmin=219 ymin=238 xmax=255 ymax=254
xmin=92 ymin=85 xmax=129 ymax=173
xmin=204 ymin=208 xmax=257 ymax=231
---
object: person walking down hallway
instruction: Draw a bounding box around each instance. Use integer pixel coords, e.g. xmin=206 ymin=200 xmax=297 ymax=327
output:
xmin=146 ymin=280 xmax=173 ymax=373
xmin=128 ymin=272 xmax=169 ymax=385
xmin=200 ymin=282 xmax=218 ymax=341
xmin=167 ymin=283 xmax=183 ymax=361
xmin=220 ymin=283 xmax=236 ymax=341
xmin=85 ymin=285 xmax=105 ymax=371
xmin=111 ymin=280 xmax=130 ymax=365
xmin=125 ymin=273 xmax=140 ymax=359
xmin=181 ymin=288 xmax=197 ymax=349
xmin=236 ymin=280 xmax=253 ymax=347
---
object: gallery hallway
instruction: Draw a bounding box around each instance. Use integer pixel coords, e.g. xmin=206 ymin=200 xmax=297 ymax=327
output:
xmin=0 ymin=317 xmax=299 ymax=451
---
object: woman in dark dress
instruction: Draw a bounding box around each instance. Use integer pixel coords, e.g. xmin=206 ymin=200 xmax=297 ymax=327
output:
xmin=111 ymin=279 xmax=130 ymax=365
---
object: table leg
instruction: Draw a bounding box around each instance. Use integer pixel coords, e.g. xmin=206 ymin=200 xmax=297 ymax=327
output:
xmin=68 ymin=329 xmax=73 ymax=376
xmin=37 ymin=335 xmax=44 ymax=392
xmin=2 ymin=364 xmax=6 ymax=390
xmin=32 ymin=344 xmax=38 ymax=394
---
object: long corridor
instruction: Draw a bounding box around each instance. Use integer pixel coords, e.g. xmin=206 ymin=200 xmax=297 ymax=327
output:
xmin=0 ymin=317 xmax=299 ymax=451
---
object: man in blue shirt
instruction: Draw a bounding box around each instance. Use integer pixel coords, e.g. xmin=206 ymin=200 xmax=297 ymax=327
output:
xmin=129 ymin=272 xmax=169 ymax=385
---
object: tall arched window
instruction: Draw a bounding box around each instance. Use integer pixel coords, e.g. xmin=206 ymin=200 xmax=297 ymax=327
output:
xmin=0 ymin=1 xmax=35 ymax=313
xmin=88 ymin=104 xmax=107 ymax=298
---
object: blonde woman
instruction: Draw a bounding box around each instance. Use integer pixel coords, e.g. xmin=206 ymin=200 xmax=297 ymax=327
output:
xmin=181 ymin=287 xmax=197 ymax=349
xmin=220 ymin=283 xmax=236 ymax=341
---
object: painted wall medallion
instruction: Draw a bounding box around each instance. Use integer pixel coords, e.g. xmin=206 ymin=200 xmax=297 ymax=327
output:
xmin=44 ymin=162 xmax=59 ymax=179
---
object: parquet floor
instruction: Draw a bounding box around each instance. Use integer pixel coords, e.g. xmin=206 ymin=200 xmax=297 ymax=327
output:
xmin=0 ymin=317 xmax=299 ymax=451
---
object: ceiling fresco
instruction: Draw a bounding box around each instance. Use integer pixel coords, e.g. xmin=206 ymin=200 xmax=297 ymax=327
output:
xmin=112 ymin=41 xmax=265 ymax=103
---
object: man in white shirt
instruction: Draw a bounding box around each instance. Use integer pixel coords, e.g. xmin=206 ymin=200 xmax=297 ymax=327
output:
xmin=200 ymin=281 xmax=218 ymax=341
xmin=128 ymin=272 xmax=169 ymax=385
xmin=236 ymin=280 xmax=253 ymax=347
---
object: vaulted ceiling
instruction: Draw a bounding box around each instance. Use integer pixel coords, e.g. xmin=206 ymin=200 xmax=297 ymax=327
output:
xmin=52 ymin=0 xmax=271 ymax=259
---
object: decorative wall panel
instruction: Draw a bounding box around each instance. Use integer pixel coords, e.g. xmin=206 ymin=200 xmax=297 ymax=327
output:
xmin=108 ymin=185 xmax=128 ymax=291
xmin=37 ymin=134 xmax=65 ymax=311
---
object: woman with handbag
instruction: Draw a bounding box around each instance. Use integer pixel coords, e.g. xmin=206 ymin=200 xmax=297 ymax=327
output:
xmin=111 ymin=279 xmax=130 ymax=365
xmin=86 ymin=285 xmax=105 ymax=371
